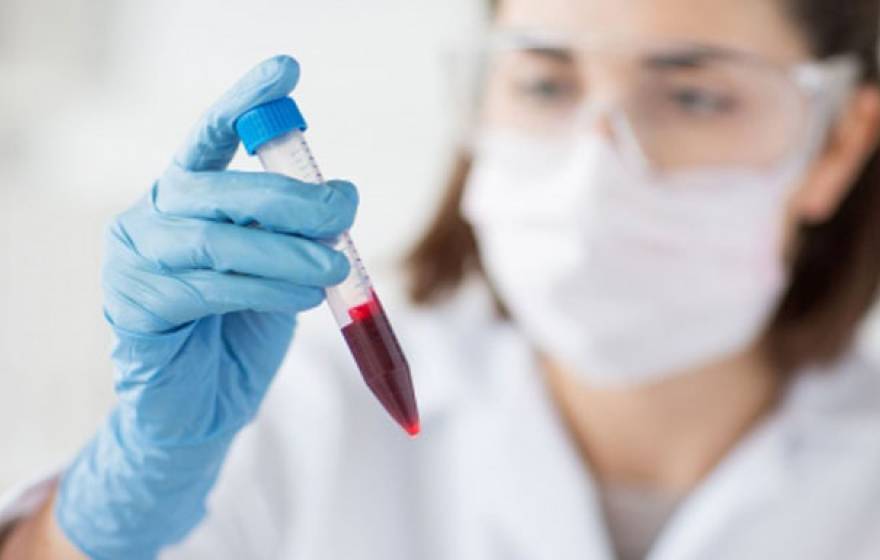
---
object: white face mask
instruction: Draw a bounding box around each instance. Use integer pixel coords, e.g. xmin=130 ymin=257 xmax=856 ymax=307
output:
xmin=461 ymin=130 xmax=808 ymax=386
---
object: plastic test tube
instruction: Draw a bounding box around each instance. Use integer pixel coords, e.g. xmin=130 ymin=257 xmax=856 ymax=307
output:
xmin=234 ymin=97 xmax=420 ymax=437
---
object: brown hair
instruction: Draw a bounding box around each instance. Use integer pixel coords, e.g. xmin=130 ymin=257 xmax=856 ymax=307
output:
xmin=404 ymin=0 xmax=880 ymax=374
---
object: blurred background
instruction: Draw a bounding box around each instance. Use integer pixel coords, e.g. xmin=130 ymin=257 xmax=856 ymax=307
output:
xmin=0 ymin=0 xmax=485 ymax=494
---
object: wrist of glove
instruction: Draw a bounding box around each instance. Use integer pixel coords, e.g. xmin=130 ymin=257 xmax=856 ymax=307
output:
xmin=56 ymin=321 xmax=237 ymax=560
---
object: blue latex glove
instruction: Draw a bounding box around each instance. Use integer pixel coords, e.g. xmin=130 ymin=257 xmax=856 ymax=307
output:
xmin=55 ymin=55 xmax=358 ymax=559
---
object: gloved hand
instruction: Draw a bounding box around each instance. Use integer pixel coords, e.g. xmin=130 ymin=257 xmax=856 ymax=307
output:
xmin=55 ymin=55 xmax=358 ymax=559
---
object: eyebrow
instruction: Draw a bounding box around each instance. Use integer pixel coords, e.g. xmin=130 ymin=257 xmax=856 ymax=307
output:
xmin=520 ymin=47 xmax=576 ymax=64
xmin=642 ymin=48 xmax=730 ymax=69
xmin=501 ymin=34 xmax=739 ymax=69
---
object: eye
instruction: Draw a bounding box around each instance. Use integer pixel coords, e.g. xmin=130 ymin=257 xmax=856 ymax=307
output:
xmin=513 ymin=75 xmax=580 ymax=106
xmin=668 ymin=88 xmax=738 ymax=116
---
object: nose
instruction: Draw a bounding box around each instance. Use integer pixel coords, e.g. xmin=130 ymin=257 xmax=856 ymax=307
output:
xmin=575 ymin=101 xmax=619 ymax=141
xmin=593 ymin=114 xmax=617 ymax=139
xmin=573 ymin=100 xmax=652 ymax=173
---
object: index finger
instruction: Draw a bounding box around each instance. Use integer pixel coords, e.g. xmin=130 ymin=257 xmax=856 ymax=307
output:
xmin=174 ymin=55 xmax=300 ymax=172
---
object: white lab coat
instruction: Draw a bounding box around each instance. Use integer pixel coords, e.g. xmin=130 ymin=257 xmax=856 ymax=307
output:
xmin=3 ymin=281 xmax=880 ymax=559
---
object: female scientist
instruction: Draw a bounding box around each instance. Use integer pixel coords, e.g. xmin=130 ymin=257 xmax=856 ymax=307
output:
xmin=4 ymin=0 xmax=880 ymax=558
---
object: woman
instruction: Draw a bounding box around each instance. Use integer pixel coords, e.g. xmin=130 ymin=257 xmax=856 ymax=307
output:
xmin=3 ymin=0 xmax=880 ymax=558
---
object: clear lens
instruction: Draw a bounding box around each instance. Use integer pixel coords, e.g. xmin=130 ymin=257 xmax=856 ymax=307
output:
xmin=477 ymin=36 xmax=824 ymax=174
xmin=625 ymin=54 xmax=807 ymax=170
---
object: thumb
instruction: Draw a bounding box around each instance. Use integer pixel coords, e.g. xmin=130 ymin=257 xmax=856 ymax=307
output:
xmin=173 ymin=55 xmax=300 ymax=172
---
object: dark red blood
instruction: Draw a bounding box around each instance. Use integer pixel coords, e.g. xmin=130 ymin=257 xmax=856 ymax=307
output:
xmin=341 ymin=292 xmax=420 ymax=436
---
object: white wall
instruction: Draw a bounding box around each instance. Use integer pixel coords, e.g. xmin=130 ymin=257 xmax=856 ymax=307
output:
xmin=0 ymin=0 xmax=485 ymax=494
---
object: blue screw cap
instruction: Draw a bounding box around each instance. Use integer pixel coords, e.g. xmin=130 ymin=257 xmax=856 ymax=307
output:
xmin=235 ymin=97 xmax=308 ymax=155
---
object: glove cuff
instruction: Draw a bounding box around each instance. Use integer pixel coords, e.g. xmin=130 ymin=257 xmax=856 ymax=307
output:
xmin=55 ymin=407 xmax=231 ymax=559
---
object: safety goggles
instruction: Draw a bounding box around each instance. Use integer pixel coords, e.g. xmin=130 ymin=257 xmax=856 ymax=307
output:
xmin=460 ymin=29 xmax=861 ymax=177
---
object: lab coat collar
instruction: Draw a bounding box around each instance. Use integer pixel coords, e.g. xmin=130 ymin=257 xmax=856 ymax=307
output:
xmin=452 ymin=316 xmax=880 ymax=560
xmin=652 ymin=352 xmax=880 ymax=559
xmin=468 ymin=346 xmax=792 ymax=560
xmin=648 ymin=401 xmax=790 ymax=560
xmin=454 ymin=322 xmax=616 ymax=560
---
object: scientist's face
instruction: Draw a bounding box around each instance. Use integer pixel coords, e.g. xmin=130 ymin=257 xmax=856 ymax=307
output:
xmin=462 ymin=0 xmax=880 ymax=383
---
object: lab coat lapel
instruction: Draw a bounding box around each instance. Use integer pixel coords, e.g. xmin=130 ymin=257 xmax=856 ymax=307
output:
xmin=646 ymin=411 xmax=789 ymax=560
xmin=456 ymin=328 xmax=615 ymax=560
xmin=645 ymin=355 xmax=878 ymax=560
